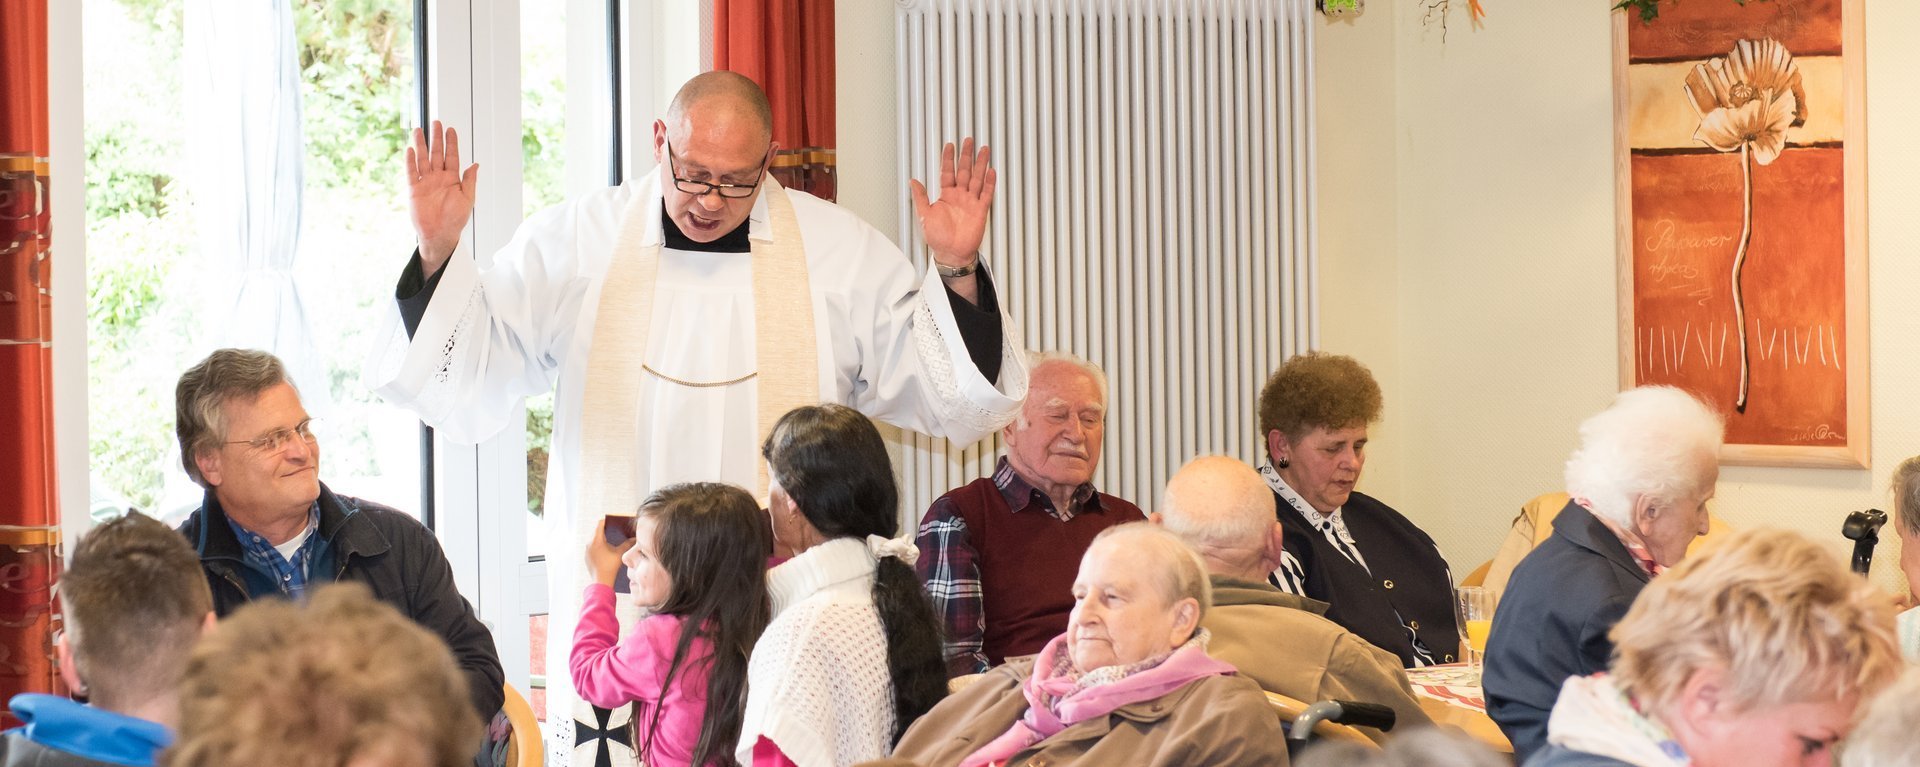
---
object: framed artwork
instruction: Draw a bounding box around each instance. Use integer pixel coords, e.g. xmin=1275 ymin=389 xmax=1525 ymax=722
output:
xmin=1613 ymin=0 xmax=1866 ymax=468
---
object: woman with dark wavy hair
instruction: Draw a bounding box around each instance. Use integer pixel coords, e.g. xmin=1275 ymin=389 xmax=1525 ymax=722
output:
xmin=741 ymin=404 xmax=947 ymax=767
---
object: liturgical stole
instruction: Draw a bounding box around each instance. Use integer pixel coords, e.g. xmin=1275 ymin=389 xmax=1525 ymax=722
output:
xmin=577 ymin=177 xmax=821 ymax=519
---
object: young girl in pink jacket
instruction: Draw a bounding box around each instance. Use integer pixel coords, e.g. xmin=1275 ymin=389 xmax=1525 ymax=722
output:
xmin=571 ymin=482 xmax=772 ymax=767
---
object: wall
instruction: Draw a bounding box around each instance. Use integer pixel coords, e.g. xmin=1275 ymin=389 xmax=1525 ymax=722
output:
xmin=1315 ymin=9 xmax=1405 ymax=508
xmin=834 ymin=3 xmax=899 ymax=241
xmin=1317 ymin=0 xmax=1920 ymax=590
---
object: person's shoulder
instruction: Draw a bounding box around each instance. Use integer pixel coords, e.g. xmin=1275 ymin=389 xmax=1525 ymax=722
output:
xmin=769 ymin=594 xmax=883 ymax=648
xmin=934 ymin=476 xmax=999 ymax=509
xmin=1178 ymin=673 xmax=1279 ymax=717
xmin=333 ymin=494 xmax=428 ymax=531
xmin=781 ymin=185 xmax=871 ymax=228
xmin=1525 ymin=744 xmax=1637 ymax=767
xmin=1094 ymin=491 xmax=1146 ymax=519
xmin=526 ymin=183 xmax=634 ymax=225
xmin=1346 ymin=491 xmax=1416 ymax=525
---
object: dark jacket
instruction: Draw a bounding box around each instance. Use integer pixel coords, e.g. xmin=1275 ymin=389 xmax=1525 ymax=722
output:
xmin=1483 ymin=502 xmax=1650 ymax=763
xmin=179 ymin=483 xmax=505 ymax=716
xmin=1275 ymin=490 xmax=1459 ymax=666
xmin=1522 ymin=744 xmax=1637 ymax=767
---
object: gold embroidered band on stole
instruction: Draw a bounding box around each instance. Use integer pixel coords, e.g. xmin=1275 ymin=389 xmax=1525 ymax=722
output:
xmin=577 ymin=176 xmax=821 ymax=531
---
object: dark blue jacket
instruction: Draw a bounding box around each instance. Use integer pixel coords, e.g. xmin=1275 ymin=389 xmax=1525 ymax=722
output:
xmin=1484 ymin=501 xmax=1650 ymax=763
xmin=178 ymin=483 xmax=505 ymax=717
xmin=1523 ymin=744 xmax=1637 ymax=767
xmin=1275 ymin=490 xmax=1459 ymax=666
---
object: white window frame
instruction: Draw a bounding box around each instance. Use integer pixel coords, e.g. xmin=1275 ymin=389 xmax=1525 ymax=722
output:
xmin=48 ymin=0 xmax=701 ymax=703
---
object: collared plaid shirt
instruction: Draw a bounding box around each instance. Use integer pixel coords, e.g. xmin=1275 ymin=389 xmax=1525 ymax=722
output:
xmin=227 ymin=504 xmax=322 ymax=599
xmin=915 ymin=457 xmax=1100 ymax=677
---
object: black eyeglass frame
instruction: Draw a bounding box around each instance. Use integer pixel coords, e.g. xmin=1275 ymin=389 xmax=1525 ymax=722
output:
xmin=664 ymin=141 xmax=774 ymax=199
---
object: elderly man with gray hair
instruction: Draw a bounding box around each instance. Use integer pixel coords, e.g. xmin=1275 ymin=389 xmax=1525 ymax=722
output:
xmin=916 ymin=351 xmax=1146 ymax=677
xmin=1155 ymin=455 xmax=1429 ymax=742
xmin=1483 ymin=385 xmax=1724 ymax=761
xmin=171 ymin=348 xmax=503 ymax=717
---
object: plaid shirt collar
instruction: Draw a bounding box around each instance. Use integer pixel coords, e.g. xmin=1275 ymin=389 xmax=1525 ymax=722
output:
xmin=993 ymin=456 xmax=1100 ymax=522
xmin=226 ymin=503 xmax=323 ymax=598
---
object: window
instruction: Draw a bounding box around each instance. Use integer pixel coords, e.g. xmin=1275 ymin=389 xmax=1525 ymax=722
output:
xmin=84 ymin=0 xmax=421 ymax=523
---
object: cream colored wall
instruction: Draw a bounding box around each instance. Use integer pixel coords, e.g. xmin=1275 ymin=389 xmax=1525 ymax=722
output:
xmin=834 ymin=3 xmax=900 ymax=241
xmin=1317 ymin=0 xmax=1920 ymax=591
xmin=1316 ymin=11 xmax=1406 ymax=508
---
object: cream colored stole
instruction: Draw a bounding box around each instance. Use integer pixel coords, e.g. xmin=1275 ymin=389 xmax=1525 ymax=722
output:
xmin=577 ymin=178 xmax=820 ymax=525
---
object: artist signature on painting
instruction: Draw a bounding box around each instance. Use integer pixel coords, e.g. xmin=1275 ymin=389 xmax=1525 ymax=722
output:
xmin=1643 ymin=219 xmax=1736 ymax=259
xmin=1786 ymin=424 xmax=1845 ymax=443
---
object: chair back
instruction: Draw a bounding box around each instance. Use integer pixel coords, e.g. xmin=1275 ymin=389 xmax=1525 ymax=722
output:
xmin=504 ymin=683 xmax=543 ymax=767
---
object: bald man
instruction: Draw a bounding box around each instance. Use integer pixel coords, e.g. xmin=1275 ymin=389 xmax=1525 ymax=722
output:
xmin=369 ymin=71 xmax=1029 ymax=763
xmin=1154 ymin=456 xmax=1429 ymax=742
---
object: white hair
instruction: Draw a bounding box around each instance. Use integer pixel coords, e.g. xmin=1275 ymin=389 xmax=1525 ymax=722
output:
xmin=1090 ymin=523 xmax=1213 ymax=620
xmin=1016 ymin=350 xmax=1108 ymax=429
xmin=1159 ymin=456 xmax=1273 ymax=551
xmin=1563 ymin=386 xmax=1723 ymax=527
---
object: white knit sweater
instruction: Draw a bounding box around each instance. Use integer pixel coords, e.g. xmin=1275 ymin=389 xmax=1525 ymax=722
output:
xmin=738 ymin=537 xmax=893 ymax=767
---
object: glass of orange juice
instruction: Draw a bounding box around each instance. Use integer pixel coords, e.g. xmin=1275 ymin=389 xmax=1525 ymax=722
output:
xmin=1453 ymin=586 xmax=1494 ymax=676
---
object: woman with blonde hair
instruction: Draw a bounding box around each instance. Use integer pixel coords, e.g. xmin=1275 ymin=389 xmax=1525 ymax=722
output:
xmin=1531 ymin=528 xmax=1899 ymax=766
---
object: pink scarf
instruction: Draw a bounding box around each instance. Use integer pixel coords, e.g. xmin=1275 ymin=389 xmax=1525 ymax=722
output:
xmin=958 ymin=631 xmax=1235 ymax=767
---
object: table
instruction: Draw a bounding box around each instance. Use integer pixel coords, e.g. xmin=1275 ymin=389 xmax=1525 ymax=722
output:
xmin=1405 ymin=664 xmax=1513 ymax=754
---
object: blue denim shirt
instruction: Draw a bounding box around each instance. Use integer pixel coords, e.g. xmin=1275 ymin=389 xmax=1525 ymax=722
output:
xmin=225 ymin=503 xmax=322 ymax=599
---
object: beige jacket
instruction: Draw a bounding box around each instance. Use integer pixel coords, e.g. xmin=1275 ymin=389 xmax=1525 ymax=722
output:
xmin=1204 ymin=575 xmax=1432 ymax=743
xmin=864 ymin=656 xmax=1290 ymax=767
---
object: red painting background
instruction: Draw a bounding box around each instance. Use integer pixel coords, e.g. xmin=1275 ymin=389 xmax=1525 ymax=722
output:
xmin=1624 ymin=1 xmax=1850 ymax=451
xmin=1630 ymin=149 xmax=1846 ymax=447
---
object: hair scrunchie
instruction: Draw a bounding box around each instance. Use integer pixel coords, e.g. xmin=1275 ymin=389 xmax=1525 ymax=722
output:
xmin=866 ymin=534 xmax=920 ymax=567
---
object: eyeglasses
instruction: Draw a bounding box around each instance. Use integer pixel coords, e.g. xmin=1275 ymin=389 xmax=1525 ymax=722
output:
xmin=226 ymin=418 xmax=319 ymax=453
xmin=665 ymin=141 xmax=771 ymax=199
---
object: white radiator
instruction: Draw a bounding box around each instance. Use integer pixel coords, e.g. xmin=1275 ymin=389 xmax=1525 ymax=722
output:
xmin=892 ymin=0 xmax=1319 ymax=523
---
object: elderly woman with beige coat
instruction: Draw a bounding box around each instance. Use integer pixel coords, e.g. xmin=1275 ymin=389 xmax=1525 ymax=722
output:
xmin=869 ymin=523 xmax=1287 ymax=767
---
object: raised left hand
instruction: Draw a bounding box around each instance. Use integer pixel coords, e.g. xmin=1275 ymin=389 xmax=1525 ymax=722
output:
xmin=910 ymin=137 xmax=997 ymax=268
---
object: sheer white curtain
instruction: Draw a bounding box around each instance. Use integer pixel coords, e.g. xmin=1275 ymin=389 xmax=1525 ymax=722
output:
xmin=184 ymin=0 xmax=322 ymax=396
xmin=160 ymin=0 xmax=323 ymax=515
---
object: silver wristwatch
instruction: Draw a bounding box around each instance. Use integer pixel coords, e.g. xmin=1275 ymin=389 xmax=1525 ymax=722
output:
xmin=935 ymin=260 xmax=978 ymax=279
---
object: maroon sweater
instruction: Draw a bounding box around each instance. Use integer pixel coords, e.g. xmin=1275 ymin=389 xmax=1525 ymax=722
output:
xmin=919 ymin=465 xmax=1144 ymax=674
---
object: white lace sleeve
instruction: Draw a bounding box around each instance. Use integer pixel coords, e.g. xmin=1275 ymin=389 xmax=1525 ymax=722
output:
xmin=903 ymin=263 xmax=1029 ymax=441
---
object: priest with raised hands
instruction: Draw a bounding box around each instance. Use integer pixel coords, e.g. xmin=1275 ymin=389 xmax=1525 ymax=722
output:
xmin=364 ymin=70 xmax=1028 ymax=766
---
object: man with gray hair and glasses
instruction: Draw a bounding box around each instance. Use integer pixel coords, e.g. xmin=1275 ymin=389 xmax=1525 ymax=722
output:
xmin=171 ymin=348 xmax=503 ymax=717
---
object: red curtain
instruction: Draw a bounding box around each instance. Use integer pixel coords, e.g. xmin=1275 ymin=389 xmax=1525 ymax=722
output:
xmin=0 ymin=0 xmax=65 ymax=725
xmin=714 ymin=0 xmax=837 ymax=201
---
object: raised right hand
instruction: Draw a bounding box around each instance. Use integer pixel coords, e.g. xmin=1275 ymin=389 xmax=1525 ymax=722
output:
xmin=407 ymin=120 xmax=479 ymax=275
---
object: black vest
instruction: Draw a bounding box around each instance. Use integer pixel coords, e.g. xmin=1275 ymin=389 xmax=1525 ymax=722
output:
xmin=1274 ymin=490 xmax=1459 ymax=666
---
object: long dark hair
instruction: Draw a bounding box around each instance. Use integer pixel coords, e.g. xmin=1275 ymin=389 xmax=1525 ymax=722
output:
xmin=761 ymin=404 xmax=947 ymax=743
xmin=632 ymin=482 xmax=772 ymax=767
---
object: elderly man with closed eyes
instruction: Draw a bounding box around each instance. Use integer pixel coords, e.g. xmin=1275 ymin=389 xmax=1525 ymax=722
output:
xmin=915 ymin=352 xmax=1147 ymax=678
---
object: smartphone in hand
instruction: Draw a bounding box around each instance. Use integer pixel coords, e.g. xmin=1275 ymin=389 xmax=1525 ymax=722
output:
xmin=604 ymin=514 xmax=638 ymax=592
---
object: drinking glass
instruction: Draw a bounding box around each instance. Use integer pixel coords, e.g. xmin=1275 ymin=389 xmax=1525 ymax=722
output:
xmin=1454 ymin=586 xmax=1494 ymax=677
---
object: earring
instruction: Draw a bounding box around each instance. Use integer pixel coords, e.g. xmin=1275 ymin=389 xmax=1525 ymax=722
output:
xmin=1276 ymin=457 xmax=1290 ymax=469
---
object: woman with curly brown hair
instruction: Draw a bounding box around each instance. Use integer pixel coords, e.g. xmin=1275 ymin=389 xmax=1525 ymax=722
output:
xmin=1257 ymin=352 xmax=1457 ymax=668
